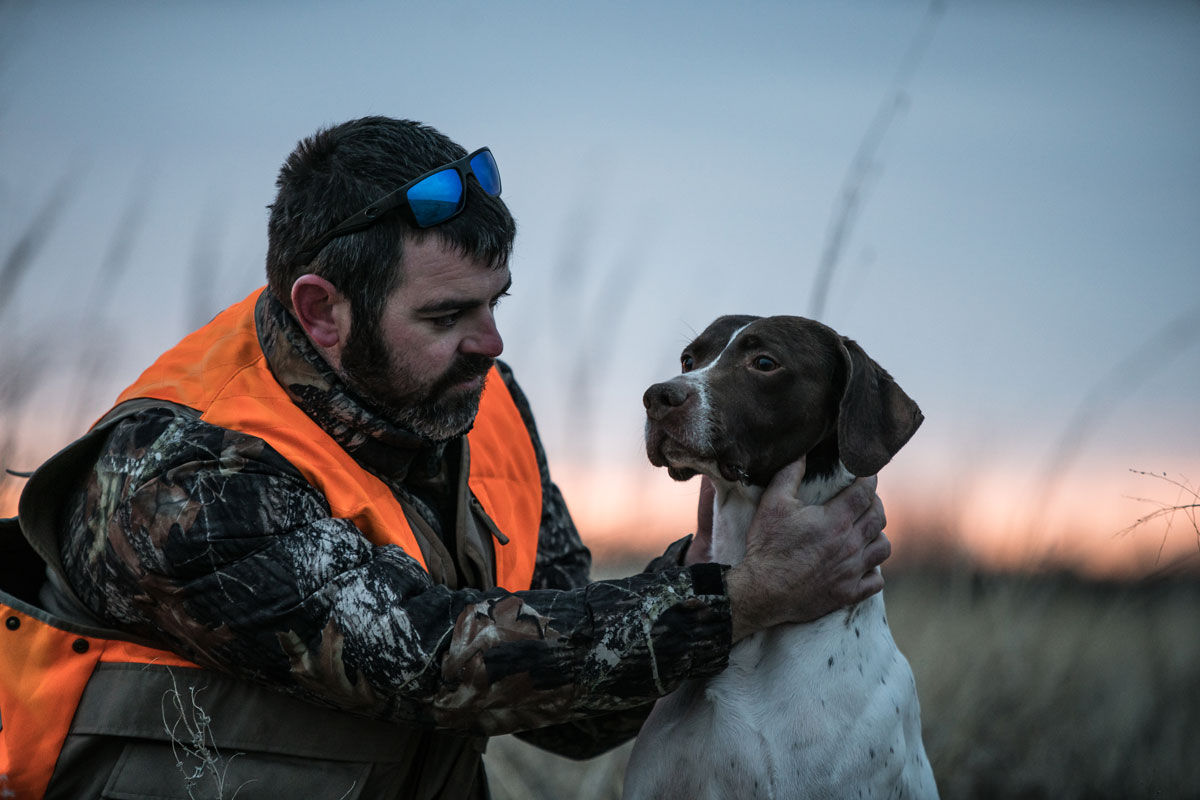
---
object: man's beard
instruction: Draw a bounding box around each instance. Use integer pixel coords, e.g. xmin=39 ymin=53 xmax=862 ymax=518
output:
xmin=341 ymin=325 xmax=493 ymax=442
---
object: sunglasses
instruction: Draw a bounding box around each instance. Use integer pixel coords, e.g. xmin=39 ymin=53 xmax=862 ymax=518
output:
xmin=295 ymin=147 xmax=501 ymax=266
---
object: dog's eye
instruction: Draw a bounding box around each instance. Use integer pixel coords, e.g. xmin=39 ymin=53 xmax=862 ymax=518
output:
xmin=681 ymin=355 xmax=695 ymax=372
xmin=752 ymin=356 xmax=778 ymax=372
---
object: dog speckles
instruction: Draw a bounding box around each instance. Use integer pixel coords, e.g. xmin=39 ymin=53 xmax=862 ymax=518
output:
xmin=828 ymin=655 xmax=835 ymax=668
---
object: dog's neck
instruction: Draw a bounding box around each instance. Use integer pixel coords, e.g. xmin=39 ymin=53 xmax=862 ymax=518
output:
xmin=709 ymin=460 xmax=856 ymax=566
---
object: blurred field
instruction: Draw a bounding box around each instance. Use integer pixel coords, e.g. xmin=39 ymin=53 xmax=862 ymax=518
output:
xmin=485 ymin=564 xmax=1200 ymax=800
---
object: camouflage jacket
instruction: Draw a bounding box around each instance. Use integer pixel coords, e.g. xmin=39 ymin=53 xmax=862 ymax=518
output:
xmin=57 ymin=290 xmax=733 ymax=758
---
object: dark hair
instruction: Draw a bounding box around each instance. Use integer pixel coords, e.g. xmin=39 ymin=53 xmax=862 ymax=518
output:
xmin=265 ymin=116 xmax=516 ymax=336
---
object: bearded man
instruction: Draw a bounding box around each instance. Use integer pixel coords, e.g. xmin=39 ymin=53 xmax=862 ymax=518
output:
xmin=0 ymin=117 xmax=891 ymax=799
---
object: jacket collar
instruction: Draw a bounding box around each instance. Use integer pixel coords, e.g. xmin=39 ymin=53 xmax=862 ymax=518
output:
xmin=254 ymin=289 xmax=449 ymax=487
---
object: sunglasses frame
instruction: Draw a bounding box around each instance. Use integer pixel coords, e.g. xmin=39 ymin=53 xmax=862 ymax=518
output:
xmin=294 ymin=146 xmax=500 ymax=266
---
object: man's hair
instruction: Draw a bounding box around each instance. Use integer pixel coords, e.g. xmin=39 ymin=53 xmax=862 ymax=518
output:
xmin=265 ymin=116 xmax=516 ymax=335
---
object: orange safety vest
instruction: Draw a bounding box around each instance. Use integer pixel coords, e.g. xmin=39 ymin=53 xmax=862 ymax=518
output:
xmin=0 ymin=605 xmax=198 ymax=799
xmin=111 ymin=286 xmax=542 ymax=586
xmin=0 ymin=287 xmax=542 ymax=797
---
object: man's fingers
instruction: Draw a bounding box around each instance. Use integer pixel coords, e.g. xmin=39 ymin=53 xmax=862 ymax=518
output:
xmin=863 ymin=530 xmax=891 ymax=571
xmin=764 ymin=456 xmax=807 ymax=500
xmin=852 ymin=496 xmax=886 ymax=545
xmin=848 ymin=569 xmax=886 ymax=605
xmin=852 ymin=476 xmax=879 ymax=520
xmin=831 ymin=475 xmax=877 ymax=523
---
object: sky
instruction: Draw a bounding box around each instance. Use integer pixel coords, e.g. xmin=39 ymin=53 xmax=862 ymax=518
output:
xmin=1 ymin=0 xmax=1198 ymax=577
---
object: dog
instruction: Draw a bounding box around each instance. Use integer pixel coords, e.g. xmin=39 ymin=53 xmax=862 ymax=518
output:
xmin=622 ymin=314 xmax=937 ymax=800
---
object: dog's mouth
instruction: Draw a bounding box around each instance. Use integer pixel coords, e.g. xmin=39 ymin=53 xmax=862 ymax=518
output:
xmin=716 ymin=460 xmax=752 ymax=483
xmin=646 ymin=424 xmax=750 ymax=484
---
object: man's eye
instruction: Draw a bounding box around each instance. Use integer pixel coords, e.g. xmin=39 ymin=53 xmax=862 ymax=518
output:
xmin=681 ymin=355 xmax=695 ymax=372
xmin=432 ymin=313 xmax=460 ymax=328
xmin=752 ymin=356 xmax=778 ymax=371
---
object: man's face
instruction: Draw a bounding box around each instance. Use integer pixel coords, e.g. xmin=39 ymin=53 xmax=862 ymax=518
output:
xmin=340 ymin=236 xmax=510 ymax=441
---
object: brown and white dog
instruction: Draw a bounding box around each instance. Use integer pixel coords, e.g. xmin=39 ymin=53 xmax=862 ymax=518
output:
xmin=622 ymin=314 xmax=937 ymax=800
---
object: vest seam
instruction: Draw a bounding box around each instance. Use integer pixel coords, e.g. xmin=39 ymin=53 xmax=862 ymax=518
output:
xmin=199 ymin=350 xmax=270 ymax=421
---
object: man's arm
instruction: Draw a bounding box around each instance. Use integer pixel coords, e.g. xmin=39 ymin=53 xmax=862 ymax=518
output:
xmin=63 ymin=403 xmax=887 ymax=742
xmin=62 ymin=407 xmax=734 ymax=738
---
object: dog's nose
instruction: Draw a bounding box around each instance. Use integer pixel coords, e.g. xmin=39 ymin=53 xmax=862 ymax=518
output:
xmin=643 ymin=380 xmax=690 ymax=419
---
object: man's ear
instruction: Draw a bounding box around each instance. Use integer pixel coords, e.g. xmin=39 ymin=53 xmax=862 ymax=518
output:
xmin=290 ymin=275 xmax=352 ymax=358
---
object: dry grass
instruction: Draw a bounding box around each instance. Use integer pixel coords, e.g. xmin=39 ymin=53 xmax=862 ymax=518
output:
xmin=891 ymin=568 xmax=1200 ymax=798
xmin=485 ymin=565 xmax=1200 ymax=799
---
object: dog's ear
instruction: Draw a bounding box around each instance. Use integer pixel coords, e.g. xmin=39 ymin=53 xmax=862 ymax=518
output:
xmin=836 ymin=337 xmax=923 ymax=477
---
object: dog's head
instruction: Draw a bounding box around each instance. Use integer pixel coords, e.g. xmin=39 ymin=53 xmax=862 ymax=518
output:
xmin=643 ymin=315 xmax=923 ymax=485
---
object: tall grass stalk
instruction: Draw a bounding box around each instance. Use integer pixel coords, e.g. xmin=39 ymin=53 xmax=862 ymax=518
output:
xmin=1119 ymin=470 xmax=1200 ymax=561
xmin=807 ymin=0 xmax=945 ymax=321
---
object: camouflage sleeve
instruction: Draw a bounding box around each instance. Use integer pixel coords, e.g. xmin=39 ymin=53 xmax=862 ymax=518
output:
xmin=510 ymin=533 xmax=698 ymax=758
xmin=62 ymin=407 xmax=733 ymax=738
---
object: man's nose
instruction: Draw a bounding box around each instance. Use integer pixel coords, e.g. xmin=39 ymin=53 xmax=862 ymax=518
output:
xmin=461 ymin=311 xmax=504 ymax=358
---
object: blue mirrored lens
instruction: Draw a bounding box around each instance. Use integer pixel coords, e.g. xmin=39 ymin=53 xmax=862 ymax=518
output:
xmin=469 ymin=150 xmax=501 ymax=196
xmin=407 ymin=169 xmax=464 ymax=226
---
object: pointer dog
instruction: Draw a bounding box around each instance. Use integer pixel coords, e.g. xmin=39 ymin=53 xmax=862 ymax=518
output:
xmin=623 ymin=315 xmax=937 ymax=800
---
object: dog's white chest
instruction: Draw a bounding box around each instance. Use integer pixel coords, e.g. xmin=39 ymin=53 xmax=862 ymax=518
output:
xmin=622 ymin=475 xmax=937 ymax=799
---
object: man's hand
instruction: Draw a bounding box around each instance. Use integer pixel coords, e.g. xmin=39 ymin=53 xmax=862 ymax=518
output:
xmin=725 ymin=457 xmax=890 ymax=642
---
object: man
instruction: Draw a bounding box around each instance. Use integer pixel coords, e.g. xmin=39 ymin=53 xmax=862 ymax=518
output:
xmin=0 ymin=117 xmax=890 ymax=799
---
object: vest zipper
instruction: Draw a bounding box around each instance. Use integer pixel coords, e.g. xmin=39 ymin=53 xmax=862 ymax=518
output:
xmin=469 ymin=495 xmax=509 ymax=545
